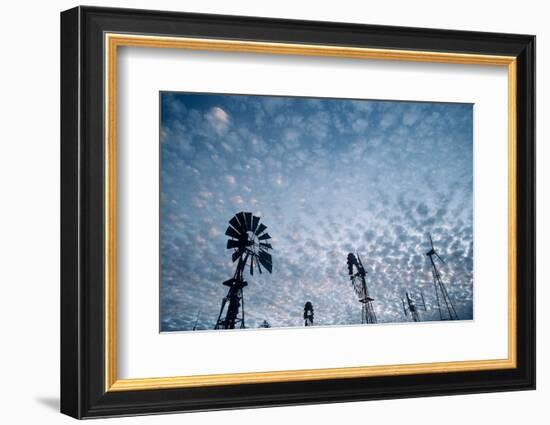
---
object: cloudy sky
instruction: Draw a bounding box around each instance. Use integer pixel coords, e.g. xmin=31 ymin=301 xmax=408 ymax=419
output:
xmin=159 ymin=92 xmax=473 ymax=332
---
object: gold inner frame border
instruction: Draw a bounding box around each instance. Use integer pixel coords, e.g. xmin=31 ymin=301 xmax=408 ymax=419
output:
xmin=104 ymin=33 xmax=517 ymax=392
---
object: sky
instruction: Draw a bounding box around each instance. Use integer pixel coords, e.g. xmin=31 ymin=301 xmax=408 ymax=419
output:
xmin=159 ymin=92 xmax=473 ymax=332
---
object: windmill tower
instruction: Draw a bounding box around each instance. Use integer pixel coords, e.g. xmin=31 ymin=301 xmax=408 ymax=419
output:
xmin=347 ymin=253 xmax=377 ymax=324
xmin=304 ymin=301 xmax=314 ymax=326
xmin=426 ymin=234 xmax=459 ymax=321
xmin=401 ymin=292 xmax=427 ymax=322
xmin=215 ymin=212 xmax=273 ymax=330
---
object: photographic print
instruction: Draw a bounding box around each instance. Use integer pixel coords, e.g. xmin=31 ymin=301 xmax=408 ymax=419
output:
xmin=159 ymin=92 xmax=473 ymax=332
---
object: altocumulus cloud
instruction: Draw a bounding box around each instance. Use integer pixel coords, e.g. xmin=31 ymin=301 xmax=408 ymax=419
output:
xmin=160 ymin=92 xmax=473 ymax=332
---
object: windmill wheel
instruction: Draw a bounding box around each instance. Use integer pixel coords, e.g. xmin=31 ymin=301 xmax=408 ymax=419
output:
xmin=347 ymin=253 xmax=365 ymax=277
xmin=225 ymin=212 xmax=273 ymax=274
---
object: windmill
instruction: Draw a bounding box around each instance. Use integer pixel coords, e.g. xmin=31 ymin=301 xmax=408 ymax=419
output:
xmin=304 ymin=301 xmax=314 ymax=326
xmin=192 ymin=310 xmax=201 ymax=331
xmin=426 ymin=234 xmax=459 ymax=321
xmin=347 ymin=253 xmax=377 ymax=324
xmin=214 ymin=212 xmax=273 ymax=330
xmin=259 ymin=320 xmax=271 ymax=328
xmin=401 ymin=291 xmax=427 ymax=322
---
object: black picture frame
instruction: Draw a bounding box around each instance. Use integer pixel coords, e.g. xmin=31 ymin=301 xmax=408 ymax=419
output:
xmin=61 ymin=5 xmax=535 ymax=419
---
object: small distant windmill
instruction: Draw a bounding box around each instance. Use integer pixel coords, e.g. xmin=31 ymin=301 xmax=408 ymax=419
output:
xmin=192 ymin=310 xmax=201 ymax=331
xmin=347 ymin=253 xmax=377 ymax=324
xmin=426 ymin=234 xmax=459 ymax=321
xmin=259 ymin=320 xmax=271 ymax=328
xmin=214 ymin=212 xmax=273 ymax=330
xmin=401 ymin=292 xmax=427 ymax=322
xmin=304 ymin=301 xmax=314 ymax=326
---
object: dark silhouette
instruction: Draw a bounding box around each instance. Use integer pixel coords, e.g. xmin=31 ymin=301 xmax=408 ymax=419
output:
xmin=347 ymin=253 xmax=377 ymax=324
xmin=426 ymin=234 xmax=459 ymax=320
xmin=215 ymin=212 xmax=273 ymax=329
xmin=401 ymin=291 xmax=427 ymax=322
xmin=304 ymin=301 xmax=314 ymax=326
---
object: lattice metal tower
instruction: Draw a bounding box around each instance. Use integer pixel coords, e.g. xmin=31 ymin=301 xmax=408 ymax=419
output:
xmin=401 ymin=292 xmax=426 ymax=322
xmin=426 ymin=234 xmax=459 ymax=321
xmin=347 ymin=253 xmax=377 ymax=324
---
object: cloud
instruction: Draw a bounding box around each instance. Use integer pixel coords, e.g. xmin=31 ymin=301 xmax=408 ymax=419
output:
xmin=159 ymin=93 xmax=473 ymax=331
xmin=207 ymin=227 xmax=221 ymax=238
xmin=206 ymin=106 xmax=230 ymax=134
xmin=230 ymin=195 xmax=244 ymax=206
xmin=352 ymin=118 xmax=369 ymax=133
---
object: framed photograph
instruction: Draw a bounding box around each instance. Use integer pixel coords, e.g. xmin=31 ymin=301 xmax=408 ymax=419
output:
xmin=60 ymin=6 xmax=535 ymax=419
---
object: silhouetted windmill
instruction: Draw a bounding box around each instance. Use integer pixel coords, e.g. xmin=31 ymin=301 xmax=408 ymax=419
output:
xmin=214 ymin=212 xmax=273 ymax=330
xmin=426 ymin=234 xmax=459 ymax=321
xmin=192 ymin=310 xmax=201 ymax=331
xmin=347 ymin=253 xmax=377 ymax=324
xmin=304 ymin=301 xmax=314 ymax=326
xmin=401 ymin=291 xmax=427 ymax=322
xmin=259 ymin=320 xmax=271 ymax=328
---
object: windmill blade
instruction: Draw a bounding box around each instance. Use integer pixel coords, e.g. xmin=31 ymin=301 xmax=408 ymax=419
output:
xmin=429 ymin=233 xmax=434 ymax=249
xmin=242 ymin=251 xmax=250 ymax=264
xmin=347 ymin=253 xmax=356 ymax=275
xmin=435 ymin=251 xmax=446 ymax=264
xmin=225 ymin=226 xmax=241 ymax=239
xmin=250 ymin=257 xmax=254 ymax=275
xmin=255 ymin=256 xmax=263 ymax=274
xmin=255 ymin=223 xmax=267 ymax=236
xmin=258 ymin=251 xmax=272 ymax=273
xmin=232 ymin=249 xmax=244 ymax=262
xmin=260 ymin=242 xmax=272 ymax=250
xmin=229 ymin=216 xmax=244 ymax=234
xmin=235 ymin=212 xmax=247 ymax=231
xmin=251 ymin=215 xmax=260 ymax=233
xmin=244 ymin=212 xmax=253 ymax=231
xmin=226 ymin=239 xmax=241 ymax=249
xmin=259 ymin=250 xmax=272 ymax=264
xmin=258 ymin=257 xmax=272 ymax=273
xmin=258 ymin=232 xmax=271 ymax=240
